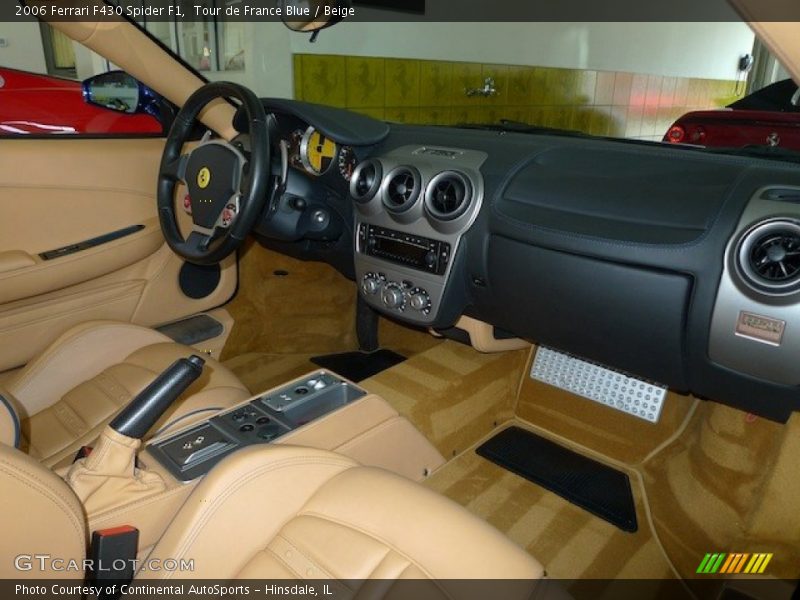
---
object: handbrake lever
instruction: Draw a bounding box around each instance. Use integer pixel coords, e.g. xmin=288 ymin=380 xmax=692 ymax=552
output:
xmin=109 ymin=355 xmax=205 ymax=439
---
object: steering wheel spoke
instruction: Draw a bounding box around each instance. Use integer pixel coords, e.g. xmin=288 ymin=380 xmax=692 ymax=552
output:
xmin=162 ymin=154 xmax=189 ymax=183
xmin=187 ymin=229 xmax=215 ymax=254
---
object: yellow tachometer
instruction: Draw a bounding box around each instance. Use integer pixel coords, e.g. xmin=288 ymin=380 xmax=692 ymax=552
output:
xmin=300 ymin=126 xmax=338 ymax=175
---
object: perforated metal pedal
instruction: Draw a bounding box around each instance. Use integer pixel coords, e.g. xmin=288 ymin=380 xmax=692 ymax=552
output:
xmin=530 ymin=347 xmax=667 ymax=423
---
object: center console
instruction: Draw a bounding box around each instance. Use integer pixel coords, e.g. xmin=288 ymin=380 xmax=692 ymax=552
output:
xmin=350 ymin=145 xmax=487 ymax=325
xmin=73 ymin=370 xmax=445 ymax=552
xmin=149 ymin=372 xmax=366 ymax=481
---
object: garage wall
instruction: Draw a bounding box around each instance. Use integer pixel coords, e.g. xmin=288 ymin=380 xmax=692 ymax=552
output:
xmin=0 ymin=22 xmax=47 ymax=75
xmin=293 ymin=54 xmax=744 ymax=141
xmin=291 ymin=21 xmax=755 ymax=82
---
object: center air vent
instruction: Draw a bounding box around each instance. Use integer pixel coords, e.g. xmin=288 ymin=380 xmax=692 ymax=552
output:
xmin=350 ymin=159 xmax=382 ymax=204
xmin=736 ymin=219 xmax=800 ymax=295
xmin=424 ymin=171 xmax=473 ymax=221
xmin=382 ymin=166 xmax=422 ymax=214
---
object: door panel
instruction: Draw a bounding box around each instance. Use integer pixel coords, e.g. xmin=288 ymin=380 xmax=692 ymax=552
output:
xmin=0 ymin=138 xmax=237 ymax=371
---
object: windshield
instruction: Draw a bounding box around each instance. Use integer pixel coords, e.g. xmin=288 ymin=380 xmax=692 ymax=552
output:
xmin=4 ymin=6 xmax=800 ymax=160
xmin=140 ymin=15 xmax=800 ymax=158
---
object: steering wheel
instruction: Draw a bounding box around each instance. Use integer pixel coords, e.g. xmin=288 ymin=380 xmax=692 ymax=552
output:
xmin=157 ymin=82 xmax=270 ymax=265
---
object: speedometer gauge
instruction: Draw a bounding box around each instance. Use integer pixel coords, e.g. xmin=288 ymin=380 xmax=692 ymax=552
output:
xmin=300 ymin=127 xmax=337 ymax=175
xmin=338 ymin=146 xmax=357 ymax=181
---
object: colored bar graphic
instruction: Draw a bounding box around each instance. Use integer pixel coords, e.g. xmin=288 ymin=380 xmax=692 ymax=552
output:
xmin=698 ymin=552 xmax=774 ymax=574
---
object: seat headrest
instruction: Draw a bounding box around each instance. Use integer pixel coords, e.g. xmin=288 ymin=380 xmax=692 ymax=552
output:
xmin=0 ymin=391 xmax=20 ymax=448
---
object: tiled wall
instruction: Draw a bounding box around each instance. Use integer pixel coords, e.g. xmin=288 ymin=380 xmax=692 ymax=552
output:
xmin=293 ymin=54 xmax=744 ymax=141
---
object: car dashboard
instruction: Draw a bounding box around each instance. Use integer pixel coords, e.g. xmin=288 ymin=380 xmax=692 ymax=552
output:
xmin=238 ymin=99 xmax=800 ymax=422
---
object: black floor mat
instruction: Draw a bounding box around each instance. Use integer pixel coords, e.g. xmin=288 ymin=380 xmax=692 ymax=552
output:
xmin=476 ymin=426 xmax=638 ymax=532
xmin=310 ymin=349 xmax=406 ymax=382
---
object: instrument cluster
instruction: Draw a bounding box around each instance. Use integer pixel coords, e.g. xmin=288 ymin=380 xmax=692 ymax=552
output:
xmin=286 ymin=124 xmax=357 ymax=182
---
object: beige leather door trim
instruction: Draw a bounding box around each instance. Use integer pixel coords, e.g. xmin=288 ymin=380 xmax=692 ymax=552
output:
xmin=0 ymin=218 xmax=162 ymax=305
xmin=0 ymin=281 xmax=145 ymax=372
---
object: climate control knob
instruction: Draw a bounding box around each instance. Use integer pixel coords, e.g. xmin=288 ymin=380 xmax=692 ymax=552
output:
xmin=408 ymin=289 xmax=431 ymax=312
xmin=381 ymin=283 xmax=405 ymax=310
xmin=361 ymin=274 xmax=381 ymax=296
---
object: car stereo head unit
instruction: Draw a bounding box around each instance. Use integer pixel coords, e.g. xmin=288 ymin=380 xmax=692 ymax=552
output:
xmin=357 ymin=223 xmax=450 ymax=275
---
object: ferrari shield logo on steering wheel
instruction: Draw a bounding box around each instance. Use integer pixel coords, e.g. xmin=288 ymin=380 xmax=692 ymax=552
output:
xmin=197 ymin=167 xmax=212 ymax=189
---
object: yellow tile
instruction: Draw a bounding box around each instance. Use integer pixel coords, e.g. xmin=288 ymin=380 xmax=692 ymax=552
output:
xmin=570 ymin=108 xmax=594 ymax=134
xmin=385 ymin=107 xmax=421 ymax=123
xmin=301 ymin=54 xmax=346 ymax=107
xmin=496 ymin=106 xmax=530 ymax=124
xmin=419 ymin=60 xmax=453 ymax=107
xmin=385 ymin=58 xmax=421 ymax=107
xmin=506 ymin=66 xmax=535 ymax=106
xmin=345 ymin=56 xmax=385 ymax=108
xmin=449 ymin=106 xmax=484 ymax=125
xmin=293 ymin=54 xmax=303 ymax=100
xmin=545 ymin=68 xmax=579 ymax=105
xmin=528 ymin=106 xmax=546 ymax=127
xmin=575 ymin=70 xmax=598 ymax=106
xmin=418 ymin=107 xmax=452 ymax=125
xmin=530 ymin=67 xmax=549 ymax=105
xmin=589 ymin=106 xmax=614 ymax=136
xmin=451 ymin=62 xmax=485 ymax=107
xmin=482 ymin=64 xmax=509 ymax=106
xmin=351 ymin=107 xmax=386 ymax=120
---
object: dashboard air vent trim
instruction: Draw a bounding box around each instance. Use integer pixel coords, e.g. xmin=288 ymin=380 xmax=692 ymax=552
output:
xmin=735 ymin=218 xmax=800 ymax=296
xmin=350 ymin=158 xmax=383 ymax=204
xmin=424 ymin=170 xmax=473 ymax=222
xmin=382 ymin=166 xmax=422 ymax=214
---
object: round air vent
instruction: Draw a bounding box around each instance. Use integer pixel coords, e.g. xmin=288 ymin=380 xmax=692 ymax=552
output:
xmin=736 ymin=219 xmax=800 ymax=295
xmin=424 ymin=171 xmax=473 ymax=221
xmin=349 ymin=159 xmax=382 ymax=204
xmin=382 ymin=166 xmax=422 ymax=214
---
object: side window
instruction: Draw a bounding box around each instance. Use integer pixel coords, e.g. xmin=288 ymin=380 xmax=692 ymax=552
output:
xmin=0 ymin=24 xmax=168 ymax=137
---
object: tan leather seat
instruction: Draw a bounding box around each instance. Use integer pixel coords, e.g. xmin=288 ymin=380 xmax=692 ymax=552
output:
xmin=0 ymin=442 xmax=548 ymax=594
xmin=0 ymin=320 xmax=249 ymax=468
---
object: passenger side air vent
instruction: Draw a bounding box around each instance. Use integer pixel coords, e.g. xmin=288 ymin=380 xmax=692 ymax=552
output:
xmin=350 ymin=159 xmax=383 ymax=204
xmin=382 ymin=166 xmax=422 ymax=214
xmin=424 ymin=171 xmax=473 ymax=221
xmin=736 ymin=219 xmax=800 ymax=295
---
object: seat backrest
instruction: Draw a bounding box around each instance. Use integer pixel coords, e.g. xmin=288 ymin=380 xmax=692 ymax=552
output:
xmin=0 ymin=442 xmax=86 ymax=578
